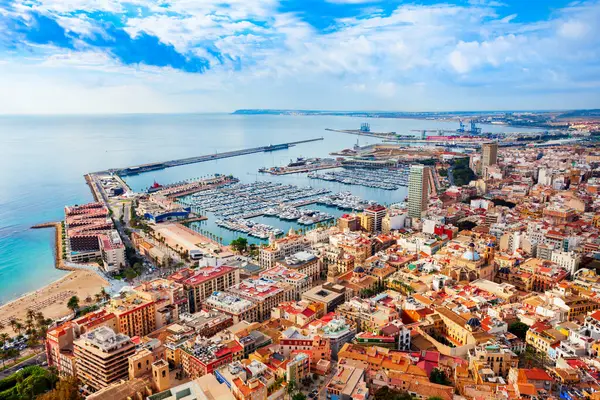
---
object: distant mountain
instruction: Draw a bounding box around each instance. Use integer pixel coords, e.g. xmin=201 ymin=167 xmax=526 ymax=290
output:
xmin=557 ymin=109 xmax=600 ymax=118
xmin=231 ymin=109 xmax=569 ymax=118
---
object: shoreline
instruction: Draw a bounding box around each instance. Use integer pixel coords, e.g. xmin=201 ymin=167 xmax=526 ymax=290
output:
xmin=32 ymin=221 xmax=74 ymax=271
xmin=0 ymin=269 xmax=108 ymax=334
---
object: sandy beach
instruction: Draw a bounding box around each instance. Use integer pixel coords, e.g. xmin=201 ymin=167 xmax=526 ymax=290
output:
xmin=0 ymin=270 xmax=108 ymax=335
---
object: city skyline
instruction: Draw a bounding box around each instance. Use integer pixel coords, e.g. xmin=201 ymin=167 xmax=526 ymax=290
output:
xmin=1 ymin=0 xmax=600 ymax=114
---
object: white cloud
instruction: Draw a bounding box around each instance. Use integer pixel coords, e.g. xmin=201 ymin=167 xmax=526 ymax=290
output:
xmin=1 ymin=0 xmax=600 ymax=113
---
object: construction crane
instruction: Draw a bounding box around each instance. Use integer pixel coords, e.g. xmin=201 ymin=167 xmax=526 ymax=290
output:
xmin=457 ymin=120 xmax=466 ymax=133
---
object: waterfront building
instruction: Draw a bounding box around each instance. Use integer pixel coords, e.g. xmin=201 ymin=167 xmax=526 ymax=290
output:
xmin=408 ymin=165 xmax=430 ymax=219
xmin=361 ymin=204 xmax=386 ymax=233
xmin=338 ymin=213 xmax=361 ymax=231
xmin=64 ymin=202 xmax=116 ymax=263
xmin=169 ymin=266 xmax=240 ymax=313
xmin=98 ymin=230 xmax=126 ymax=273
xmin=73 ymin=326 xmax=136 ymax=391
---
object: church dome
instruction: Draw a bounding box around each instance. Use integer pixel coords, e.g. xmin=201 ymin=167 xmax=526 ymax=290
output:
xmin=466 ymin=317 xmax=481 ymax=328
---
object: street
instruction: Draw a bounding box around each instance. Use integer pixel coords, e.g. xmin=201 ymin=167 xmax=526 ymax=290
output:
xmin=0 ymin=352 xmax=47 ymax=379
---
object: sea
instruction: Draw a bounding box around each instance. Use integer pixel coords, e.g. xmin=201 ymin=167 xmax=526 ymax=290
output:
xmin=0 ymin=113 xmax=541 ymax=304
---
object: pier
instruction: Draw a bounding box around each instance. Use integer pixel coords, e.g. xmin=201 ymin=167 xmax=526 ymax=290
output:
xmin=31 ymin=221 xmax=73 ymax=271
xmin=97 ymin=138 xmax=324 ymax=177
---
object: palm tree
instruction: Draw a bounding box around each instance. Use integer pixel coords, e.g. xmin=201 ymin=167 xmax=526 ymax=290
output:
xmin=99 ymin=287 xmax=110 ymax=302
xmin=94 ymin=293 xmax=102 ymax=303
xmin=14 ymin=322 xmax=23 ymax=336
xmin=9 ymin=319 xmax=21 ymax=335
xmin=67 ymin=296 xmax=80 ymax=314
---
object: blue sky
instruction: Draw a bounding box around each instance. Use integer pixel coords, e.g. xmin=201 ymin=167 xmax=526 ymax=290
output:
xmin=0 ymin=0 xmax=599 ymax=114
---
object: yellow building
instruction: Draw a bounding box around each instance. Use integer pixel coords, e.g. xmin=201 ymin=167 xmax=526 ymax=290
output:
xmin=525 ymin=324 xmax=566 ymax=354
xmin=108 ymin=293 xmax=157 ymax=338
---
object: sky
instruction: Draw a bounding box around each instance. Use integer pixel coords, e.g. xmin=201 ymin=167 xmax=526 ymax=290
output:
xmin=0 ymin=0 xmax=599 ymax=114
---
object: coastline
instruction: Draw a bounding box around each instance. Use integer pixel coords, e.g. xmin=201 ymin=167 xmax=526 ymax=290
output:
xmin=0 ymin=269 xmax=108 ymax=334
xmin=32 ymin=221 xmax=74 ymax=271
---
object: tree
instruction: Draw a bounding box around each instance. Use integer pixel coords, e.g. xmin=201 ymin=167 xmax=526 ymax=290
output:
xmin=428 ymin=397 xmax=444 ymax=400
xmin=508 ymin=322 xmax=529 ymax=340
xmin=286 ymin=379 xmax=297 ymax=396
xmin=9 ymin=319 xmax=21 ymax=335
xmin=373 ymin=387 xmax=414 ymax=400
xmin=38 ymin=376 xmax=83 ymax=400
xmin=292 ymin=394 xmax=306 ymax=400
xmin=429 ymin=368 xmax=451 ymax=386
xmin=124 ymin=267 xmax=138 ymax=281
xmin=99 ymin=287 xmax=110 ymax=302
xmin=230 ymin=237 xmax=248 ymax=253
xmin=67 ymin=296 xmax=80 ymax=313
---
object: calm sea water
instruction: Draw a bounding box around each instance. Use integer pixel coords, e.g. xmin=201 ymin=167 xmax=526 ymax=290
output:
xmin=0 ymin=114 xmax=539 ymax=303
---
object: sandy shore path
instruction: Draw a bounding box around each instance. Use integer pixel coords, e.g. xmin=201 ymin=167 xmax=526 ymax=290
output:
xmin=0 ymin=270 xmax=108 ymax=335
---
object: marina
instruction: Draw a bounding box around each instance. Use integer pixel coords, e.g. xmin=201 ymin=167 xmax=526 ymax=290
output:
xmin=176 ymin=180 xmax=372 ymax=240
xmin=178 ymin=181 xmax=334 ymax=219
xmin=308 ymin=167 xmax=410 ymax=190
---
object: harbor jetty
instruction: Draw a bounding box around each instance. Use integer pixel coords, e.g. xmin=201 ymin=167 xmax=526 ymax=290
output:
xmin=32 ymin=221 xmax=73 ymax=271
xmin=93 ymin=138 xmax=324 ymax=177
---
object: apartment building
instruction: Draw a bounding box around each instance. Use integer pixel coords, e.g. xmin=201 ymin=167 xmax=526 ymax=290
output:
xmin=259 ymin=265 xmax=310 ymax=299
xmin=204 ymin=291 xmax=259 ymax=324
xmin=259 ymin=233 xmax=307 ymax=269
xmin=227 ymin=277 xmax=294 ymax=321
xmin=170 ymin=266 xmax=240 ymax=313
xmin=73 ymin=327 xmax=136 ymax=391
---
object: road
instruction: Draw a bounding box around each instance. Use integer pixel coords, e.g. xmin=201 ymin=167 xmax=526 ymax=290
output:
xmin=0 ymin=352 xmax=46 ymax=379
xmin=447 ymin=164 xmax=455 ymax=186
